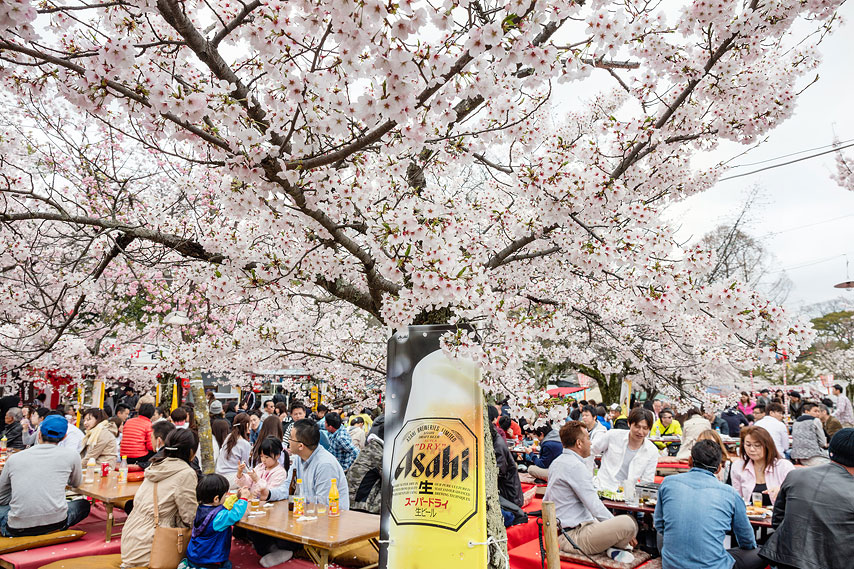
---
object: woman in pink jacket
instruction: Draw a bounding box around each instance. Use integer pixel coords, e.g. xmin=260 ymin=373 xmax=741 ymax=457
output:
xmin=730 ymin=426 xmax=794 ymax=506
xmin=737 ymin=392 xmax=756 ymax=418
xmin=235 ymin=437 xmax=288 ymax=497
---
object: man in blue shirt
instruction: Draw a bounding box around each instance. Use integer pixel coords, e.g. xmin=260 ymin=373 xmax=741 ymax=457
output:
xmin=252 ymin=420 xmax=350 ymax=567
xmin=654 ymin=439 xmax=764 ymax=569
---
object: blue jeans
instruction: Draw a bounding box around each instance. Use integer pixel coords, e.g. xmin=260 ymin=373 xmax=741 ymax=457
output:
xmin=179 ymin=560 xmax=232 ymax=569
xmin=0 ymin=498 xmax=91 ymax=537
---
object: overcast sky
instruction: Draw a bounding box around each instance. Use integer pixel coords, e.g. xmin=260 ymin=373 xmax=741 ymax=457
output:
xmin=665 ymin=3 xmax=854 ymax=315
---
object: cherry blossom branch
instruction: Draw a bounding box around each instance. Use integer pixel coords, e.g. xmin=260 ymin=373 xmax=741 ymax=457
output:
xmin=609 ymin=12 xmax=749 ymax=181
xmin=211 ymin=0 xmax=262 ymax=47
xmin=0 ymin=40 xmax=233 ymax=153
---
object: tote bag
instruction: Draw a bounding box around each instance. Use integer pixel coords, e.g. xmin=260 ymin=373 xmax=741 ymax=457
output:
xmin=149 ymin=482 xmax=189 ymax=569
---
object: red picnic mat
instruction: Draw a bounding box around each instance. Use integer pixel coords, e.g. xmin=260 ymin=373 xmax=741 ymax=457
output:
xmin=0 ymin=519 xmax=120 ymax=569
xmin=509 ymin=538 xmax=604 ymax=569
xmin=655 ymin=462 xmax=689 ymax=469
xmin=508 ymin=538 xmax=665 ymax=569
xmin=507 ymin=497 xmax=543 ymax=550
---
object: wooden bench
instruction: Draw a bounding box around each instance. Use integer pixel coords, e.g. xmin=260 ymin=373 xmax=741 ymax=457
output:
xmin=36 ymin=553 xmax=122 ymax=569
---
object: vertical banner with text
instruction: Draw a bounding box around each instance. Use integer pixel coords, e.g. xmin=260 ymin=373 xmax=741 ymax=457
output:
xmin=380 ymin=325 xmax=487 ymax=569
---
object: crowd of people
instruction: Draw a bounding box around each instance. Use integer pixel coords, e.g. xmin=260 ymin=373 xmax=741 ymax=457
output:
xmin=497 ymin=386 xmax=854 ymax=569
xmin=0 ymin=387 xmax=385 ymax=568
xmin=0 ymin=383 xmax=851 ymax=569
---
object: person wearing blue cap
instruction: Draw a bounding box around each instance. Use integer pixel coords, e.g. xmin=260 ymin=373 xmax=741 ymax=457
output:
xmin=0 ymin=415 xmax=91 ymax=536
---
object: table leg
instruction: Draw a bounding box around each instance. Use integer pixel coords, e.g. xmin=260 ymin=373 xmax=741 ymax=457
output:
xmin=105 ymin=503 xmax=113 ymax=543
xmin=305 ymin=546 xmax=330 ymax=569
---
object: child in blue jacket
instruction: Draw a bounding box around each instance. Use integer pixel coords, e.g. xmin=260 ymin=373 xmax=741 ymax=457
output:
xmin=179 ymin=474 xmax=250 ymax=569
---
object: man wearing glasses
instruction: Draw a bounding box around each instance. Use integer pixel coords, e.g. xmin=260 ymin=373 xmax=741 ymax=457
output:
xmin=252 ymin=420 xmax=350 ymax=566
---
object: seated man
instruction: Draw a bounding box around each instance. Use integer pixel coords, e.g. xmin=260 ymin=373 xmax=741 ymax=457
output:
xmin=654 ymin=440 xmax=764 ymax=569
xmin=593 ymin=407 xmax=658 ymax=491
xmin=526 ymin=424 xmax=563 ymax=480
xmin=818 ymin=403 xmax=843 ymax=440
xmin=324 ymin=412 xmax=359 ymax=470
xmin=120 ymin=403 xmax=155 ymax=464
xmin=2 ymin=408 xmax=26 ymax=450
xmin=650 ymin=408 xmax=682 ymax=454
xmin=760 ymin=428 xmax=854 ymax=569
xmin=0 ymin=416 xmax=91 ymax=536
xmin=543 ymin=421 xmax=638 ymax=563
xmin=254 ymin=419 xmax=350 ymax=567
xmin=50 ymin=409 xmax=85 ymax=452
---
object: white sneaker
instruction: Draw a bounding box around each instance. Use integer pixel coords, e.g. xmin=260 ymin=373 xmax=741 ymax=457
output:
xmin=260 ymin=547 xmax=294 ymax=567
xmin=606 ymin=547 xmax=635 ymax=564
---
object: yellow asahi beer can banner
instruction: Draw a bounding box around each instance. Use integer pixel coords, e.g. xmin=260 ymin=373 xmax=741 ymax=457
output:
xmin=380 ymin=325 xmax=487 ymax=569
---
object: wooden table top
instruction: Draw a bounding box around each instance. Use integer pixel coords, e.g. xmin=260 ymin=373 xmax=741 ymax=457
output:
xmin=73 ymin=476 xmax=142 ymax=502
xmin=236 ymin=500 xmax=380 ymax=549
xmin=601 ymin=499 xmax=772 ymax=527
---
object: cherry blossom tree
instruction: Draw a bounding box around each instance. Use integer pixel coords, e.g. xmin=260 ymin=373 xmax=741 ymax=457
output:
xmin=0 ymin=0 xmax=841 ymax=404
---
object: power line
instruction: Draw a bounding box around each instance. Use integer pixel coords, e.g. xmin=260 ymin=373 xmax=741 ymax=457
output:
xmin=729 ymin=138 xmax=854 ymax=169
xmin=760 ymin=213 xmax=854 ymax=238
xmin=718 ymin=140 xmax=854 ymax=182
xmin=767 ymin=252 xmax=854 ymax=274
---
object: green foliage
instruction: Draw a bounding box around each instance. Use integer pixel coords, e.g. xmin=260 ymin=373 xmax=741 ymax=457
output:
xmin=810 ymin=310 xmax=853 ymax=350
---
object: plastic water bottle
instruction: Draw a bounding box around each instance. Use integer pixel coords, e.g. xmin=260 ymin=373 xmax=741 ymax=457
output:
xmin=293 ymin=478 xmax=305 ymax=517
xmin=328 ymin=478 xmax=340 ymax=517
xmin=118 ymin=455 xmax=128 ymax=484
xmin=0 ymin=435 xmax=6 ymax=453
xmin=84 ymin=458 xmax=97 ymax=483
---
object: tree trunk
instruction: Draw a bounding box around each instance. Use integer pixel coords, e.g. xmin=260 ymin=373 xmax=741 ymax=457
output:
xmin=482 ymin=405 xmax=509 ymax=569
xmin=575 ymin=364 xmax=622 ymax=405
xmin=190 ymin=373 xmax=215 ymax=474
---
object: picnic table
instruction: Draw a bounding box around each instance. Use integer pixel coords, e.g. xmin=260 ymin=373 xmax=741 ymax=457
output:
xmin=236 ymin=501 xmax=380 ymax=569
xmin=648 ymin=436 xmax=681 ymax=444
xmin=601 ymin=499 xmax=772 ymax=528
xmin=72 ymin=477 xmax=142 ymax=542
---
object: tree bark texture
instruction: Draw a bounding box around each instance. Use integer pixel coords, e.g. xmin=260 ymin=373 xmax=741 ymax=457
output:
xmin=190 ymin=374 xmax=215 ymax=474
xmin=482 ymin=405 xmax=509 ymax=569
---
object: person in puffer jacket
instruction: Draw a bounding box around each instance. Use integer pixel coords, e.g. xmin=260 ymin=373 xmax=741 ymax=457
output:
xmin=527 ymin=425 xmax=563 ymax=481
xmin=346 ymin=420 xmax=384 ymax=514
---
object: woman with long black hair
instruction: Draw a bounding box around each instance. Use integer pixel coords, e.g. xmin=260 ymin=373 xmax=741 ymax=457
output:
xmin=214 ymin=412 xmax=251 ymax=487
xmin=248 ymin=416 xmax=289 ymax=471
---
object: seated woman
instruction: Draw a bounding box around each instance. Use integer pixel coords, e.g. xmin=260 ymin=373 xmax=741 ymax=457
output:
xmin=215 ymin=413 xmax=252 ymax=489
xmin=80 ymin=408 xmax=119 ymax=467
xmin=248 ymin=416 xmax=288 ymax=470
xmin=730 ymin=425 xmax=794 ymax=506
xmin=650 ymin=408 xmax=682 ymax=455
xmin=236 ymin=437 xmax=288 ymax=496
xmin=675 ymin=408 xmax=712 ymax=461
xmin=121 ymin=429 xmax=199 ymax=569
xmin=695 ymin=429 xmax=732 ymax=482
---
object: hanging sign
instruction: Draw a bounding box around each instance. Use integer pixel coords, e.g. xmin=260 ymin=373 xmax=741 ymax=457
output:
xmin=380 ymin=325 xmax=487 ymax=569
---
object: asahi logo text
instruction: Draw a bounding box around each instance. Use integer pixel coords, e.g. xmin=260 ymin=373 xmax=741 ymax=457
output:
xmin=393 ymin=443 xmax=470 ymax=482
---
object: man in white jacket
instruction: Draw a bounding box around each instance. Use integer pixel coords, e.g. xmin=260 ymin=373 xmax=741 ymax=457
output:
xmin=593 ymin=408 xmax=658 ymax=491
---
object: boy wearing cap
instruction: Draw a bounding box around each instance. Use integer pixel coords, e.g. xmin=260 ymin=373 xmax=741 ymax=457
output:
xmin=760 ymin=428 xmax=854 ymax=569
xmin=0 ymin=415 xmax=91 ymax=536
